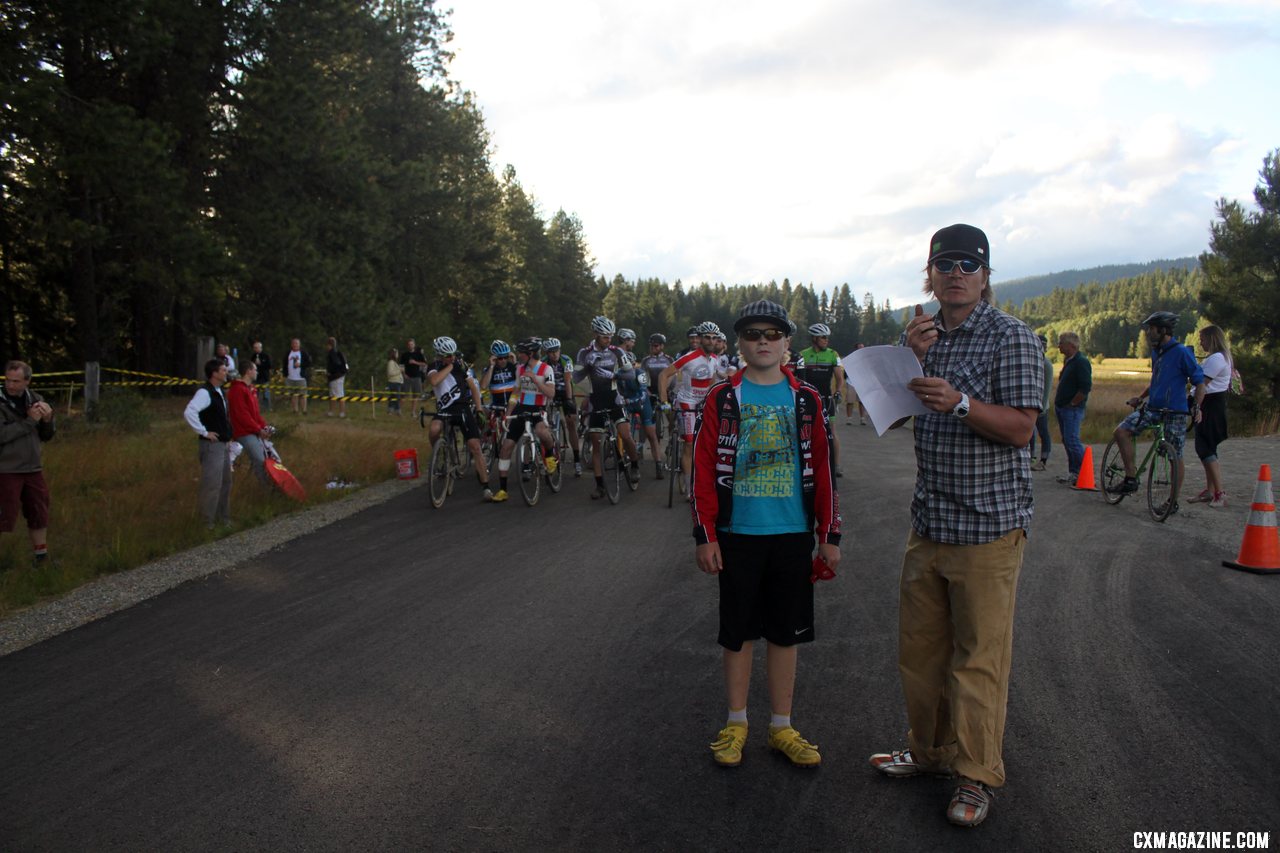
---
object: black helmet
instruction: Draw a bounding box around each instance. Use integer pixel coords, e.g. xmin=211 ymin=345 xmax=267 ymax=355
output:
xmin=686 ymin=326 xmax=699 ymax=337
xmin=516 ymin=337 xmax=541 ymax=354
xmin=649 ymin=333 xmax=667 ymax=345
xmin=733 ymin=299 xmax=794 ymax=335
xmin=1141 ymin=311 xmax=1178 ymax=332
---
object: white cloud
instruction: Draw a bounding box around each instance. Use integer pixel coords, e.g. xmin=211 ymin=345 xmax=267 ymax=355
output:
xmin=446 ymin=0 xmax=1280 ymax=308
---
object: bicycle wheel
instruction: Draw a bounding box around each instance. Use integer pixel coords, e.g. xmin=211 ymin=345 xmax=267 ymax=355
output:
xmin=517 ymin=433 xmax=541 ymax=506
xmin=602 ymin=430 xmax=622 ymax=504
xmin=546 ymin=421 xmax=565 ymax=493
xmin=622 ymin=436 xmax=639 ymax=492
xmin=1099 ymin=437 xmax=1127 ymax=505
xmin=428 ymin=438 xmax=451 ymax=508
xmin=1147 ymin=440 xmax=1181 ymax=522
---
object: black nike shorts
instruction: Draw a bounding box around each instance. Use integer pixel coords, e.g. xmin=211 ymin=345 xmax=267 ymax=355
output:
xmin=716 ymin=531 xmax=815 ymax=651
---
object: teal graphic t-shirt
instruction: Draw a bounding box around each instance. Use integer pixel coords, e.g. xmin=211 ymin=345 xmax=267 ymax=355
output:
xmin=725 ymin=377 xmax=809 ymax=535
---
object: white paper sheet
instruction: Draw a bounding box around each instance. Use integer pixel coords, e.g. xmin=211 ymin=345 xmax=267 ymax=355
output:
xmin=840 ymin=345 xmax=929 ymax=435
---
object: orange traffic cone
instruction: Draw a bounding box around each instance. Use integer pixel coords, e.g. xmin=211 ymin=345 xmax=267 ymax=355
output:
xmin=1072 ymin=445 xmax=1098 ymax=491
xmin=1223 ymin=465 xmax=1280 ymax=575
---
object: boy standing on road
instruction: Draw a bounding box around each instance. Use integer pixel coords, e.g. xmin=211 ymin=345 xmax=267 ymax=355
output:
xmin=690 ymin=300 xmax=841 ymax=768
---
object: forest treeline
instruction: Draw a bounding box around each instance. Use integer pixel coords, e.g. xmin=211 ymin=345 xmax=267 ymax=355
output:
xmin=0 ymin=0 xmax=905 ymax=378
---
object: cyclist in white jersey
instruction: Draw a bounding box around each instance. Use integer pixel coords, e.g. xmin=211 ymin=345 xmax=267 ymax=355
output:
xmin=489 ymin=338 xmax=558 ymax=502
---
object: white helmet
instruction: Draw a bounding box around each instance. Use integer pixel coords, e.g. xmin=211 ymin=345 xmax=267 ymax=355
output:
xmin=542 ymin=337 xmax=561 ymax=351
xmin=808 ymin=323 xmax=832 ymax=337
xmin=433 ymin=336 xmax=458 ymax=355
xmin=591 ymin=316 xmax=616 ymax=336
xmin=618 ymin=328 xmax=636 ymax=342
xmin=695 ymin=321 xmax=720 ymax=336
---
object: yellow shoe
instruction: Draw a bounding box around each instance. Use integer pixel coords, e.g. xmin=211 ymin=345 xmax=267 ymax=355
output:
xmin=491 ymin=489 xmax=509 ymax=503
xmin=710 ymin=722 xmax=747 ymax=767
xmin=768 ymin=726 xmax=820 ymax=767
xmin=544 ymin=456 xmax=558 ymax=475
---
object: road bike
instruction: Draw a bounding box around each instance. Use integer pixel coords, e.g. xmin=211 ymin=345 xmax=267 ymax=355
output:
xmin=478 ymin=406 xmax=505 ymax=473
xmin=665 ymin=405 xmax=683 ymax=509
xmin=587 ymin=415 xmax=638 ymax=505
xmin=509 ymin=411 xmax=562 ymax=506
xmin=1099 ymin=404 xmax=1184 ymax=522
xmin=425 ymin=411 xmax=475 ymax=509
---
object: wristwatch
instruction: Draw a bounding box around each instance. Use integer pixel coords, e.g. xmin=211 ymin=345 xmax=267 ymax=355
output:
xmin=951 ymin=392 xmax=970 ymax=419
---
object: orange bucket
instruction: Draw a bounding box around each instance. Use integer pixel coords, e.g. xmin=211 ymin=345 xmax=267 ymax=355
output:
xmin=394 ymin=448 xmax=419 ymax=480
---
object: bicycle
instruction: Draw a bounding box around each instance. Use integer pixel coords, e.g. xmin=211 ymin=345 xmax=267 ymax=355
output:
xmin=425 ymin=412 xmax=474 ymax=509
xmin=1099 ymin=404 xmax=1183 ymax=522
xmin=547 ymin=404 xmax=571 ymax=473
xmin=512 ymin=410 xmax=562 ymax=506
xmin=587 ymin=415 xmax=637 ymax=504
xmin=478 ymin=406 xmax=505 ymax=473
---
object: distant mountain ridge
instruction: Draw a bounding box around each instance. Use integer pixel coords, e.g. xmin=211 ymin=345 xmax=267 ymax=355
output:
xmin=993 ymin=258 xmax=1200 ymax=307
xmin=911 ymin=257 xmax=1200 ymax=316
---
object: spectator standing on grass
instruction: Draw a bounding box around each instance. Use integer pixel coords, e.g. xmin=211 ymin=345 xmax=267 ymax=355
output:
xmin=227 ymin=359 xmax=273 ymax=487
xmin=251 ymin=341 xmax=273 ymax=412
xmin=284 ymin=338 xmax=311 ymax=414
xmin=386 ymin=347 xmax=405 ymax=415
xmin=1054 ymin=332 xmax=1092 ymax=485
xmin=326 ymin=337 xmax=349 ymax=418
xmin=1189 ymin=325 xmax=1233 ymax=508
xmin=401 ymin=339 xmax=428 ymax=411
xmin=215 ymin=343 xmax=237 ymax=379
xmin=0 ymin=360 xmax=56 ymax=566
xmin=872 ymin=224 xmax=1042 ymax=828
xmin=1029 ymin=334 xmax=1054 ymax=471
xmin=184 ymin=359 xmax=233 ymax=528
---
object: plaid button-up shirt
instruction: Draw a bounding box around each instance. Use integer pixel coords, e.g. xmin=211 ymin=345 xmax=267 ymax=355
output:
xmin=903 ymin=299 xmax=1044 ymax=545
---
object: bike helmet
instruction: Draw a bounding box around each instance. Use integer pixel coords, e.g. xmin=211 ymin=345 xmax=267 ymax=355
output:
xmin=618 ymin=350 xmax=637 ymax=369
xmin=733 ymin=300 xmax=794 ymax=335
xmin=686 ymin=326 xmax=699 ymax=337
xmin=1141 ymin=311 xmax=1178 ymax=332
xmin=712 ymin=330 xmax=727 ymax=341
xmin=433 ymin=336 xmax=458 ymax=355
xmin=648 ymin=333 xmax=667 ymax=345
xmin=618 ymin=328 xmax=636 ymax=342
xmin=591 ymin=316 xmax=617 ymax=336
xmin=695 ymin=321 xmax=720 ymax=336
xmin=542 ymin=337 xmax=561 ymax=351
xmin=490 ymin=339 xmax=511 ymax=357
xmin=516 ymin=337 xmax=541 ymax=355
xmin=808 ymin=323 xmax=832 ymax=337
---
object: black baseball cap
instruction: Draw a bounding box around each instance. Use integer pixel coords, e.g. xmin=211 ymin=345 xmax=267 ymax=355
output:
xmin=927 ymin=224 xmax=990 ymax=267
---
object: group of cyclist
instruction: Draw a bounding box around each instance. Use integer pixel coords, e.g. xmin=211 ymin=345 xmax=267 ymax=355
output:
xmin=420 ymin=317 xmax=852 ymax=504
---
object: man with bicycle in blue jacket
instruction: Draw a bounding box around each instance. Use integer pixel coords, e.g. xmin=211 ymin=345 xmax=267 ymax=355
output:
xmin=1111 ymin=311 xmax=1205 ymax=509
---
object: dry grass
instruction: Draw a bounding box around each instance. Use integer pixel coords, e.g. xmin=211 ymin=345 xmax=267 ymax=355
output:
xmin=0 ymin=397 xmax=431 ymax=615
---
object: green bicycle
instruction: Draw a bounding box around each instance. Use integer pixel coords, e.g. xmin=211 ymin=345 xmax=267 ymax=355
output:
xmin=1099 ymin=404 xmax=1183 ymax=522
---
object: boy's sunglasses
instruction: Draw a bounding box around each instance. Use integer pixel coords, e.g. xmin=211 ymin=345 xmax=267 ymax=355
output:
xmin=932 ymin=258 xmax=985 ymax=275
xmin=739 ymin=328 xmax=787 ymax=342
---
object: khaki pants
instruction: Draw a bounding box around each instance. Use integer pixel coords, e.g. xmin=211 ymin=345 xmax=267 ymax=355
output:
xmin=898 ymin=528 xmax=1025 ymax=787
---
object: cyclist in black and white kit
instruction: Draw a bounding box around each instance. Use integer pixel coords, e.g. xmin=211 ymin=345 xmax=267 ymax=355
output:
xmin=575 ymin=316 xmax=642 ymax=499
xmin=425 ymin=336 xmax=492 ymax=500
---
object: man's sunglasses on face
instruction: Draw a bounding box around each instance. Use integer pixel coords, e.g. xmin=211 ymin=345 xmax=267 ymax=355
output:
xmin=933 ymin=258 xmax=985 ymax=275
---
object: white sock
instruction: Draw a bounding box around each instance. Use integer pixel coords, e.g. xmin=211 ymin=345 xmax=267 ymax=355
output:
xmin=770 ymin=713 xmax=791 ymax=730
xmin=727 ymin=708 xmax=747 ymax=724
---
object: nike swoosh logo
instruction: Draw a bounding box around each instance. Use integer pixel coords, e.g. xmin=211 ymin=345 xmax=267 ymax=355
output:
xmin=794 ymin=627 xmax=811 ymax=635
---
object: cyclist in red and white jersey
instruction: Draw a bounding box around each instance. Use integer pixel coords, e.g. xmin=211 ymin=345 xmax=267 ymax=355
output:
xmin=658 ymin=321 xmax=724 ymax=491
xmin=490 ymin=338 xmax=558 ymax=502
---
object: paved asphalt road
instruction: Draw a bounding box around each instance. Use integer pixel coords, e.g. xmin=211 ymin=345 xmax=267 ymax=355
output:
xmin=2 ymin=422 xmax=1278 ymax=852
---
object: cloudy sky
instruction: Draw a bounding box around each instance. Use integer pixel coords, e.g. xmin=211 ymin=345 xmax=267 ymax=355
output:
xmin=445 ymin=0 xmax=1280 ymax=307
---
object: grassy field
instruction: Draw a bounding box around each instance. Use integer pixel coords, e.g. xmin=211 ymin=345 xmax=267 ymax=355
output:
xmin=0 ymin=392 xmax=433 ymax=615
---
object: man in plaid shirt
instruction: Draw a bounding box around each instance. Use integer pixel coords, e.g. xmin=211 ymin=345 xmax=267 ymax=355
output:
xmin=869 ymin=224 xmax=1043 ymax=828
